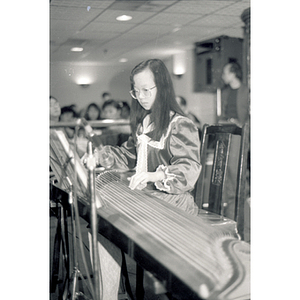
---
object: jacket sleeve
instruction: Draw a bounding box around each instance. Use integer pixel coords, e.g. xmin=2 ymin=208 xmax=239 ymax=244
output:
xmin=154 ymin=117 xmax=201 ymax=194
xmin=103 ymin=135 xmax=137 ymax=170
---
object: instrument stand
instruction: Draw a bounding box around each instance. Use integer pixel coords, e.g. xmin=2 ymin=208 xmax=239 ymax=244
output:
xmin=86 ymin=142 xmax=101 ymax=300
xmin=50 ymin=183 xmax=70 ymax=298
xmin=66 ymin=177 xmax=93 ymax=300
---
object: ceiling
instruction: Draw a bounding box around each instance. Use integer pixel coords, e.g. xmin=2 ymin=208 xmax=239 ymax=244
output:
xmin=50 ymin=0 xmax=250 ymax=66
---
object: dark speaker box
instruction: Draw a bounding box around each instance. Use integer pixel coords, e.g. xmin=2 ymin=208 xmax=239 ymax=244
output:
xmin=194 ymin=35 xmax=243 ymax=93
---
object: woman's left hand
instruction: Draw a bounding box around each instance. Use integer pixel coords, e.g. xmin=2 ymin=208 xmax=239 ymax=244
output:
xmin=128 ymin=171 xmax=165 ymax=190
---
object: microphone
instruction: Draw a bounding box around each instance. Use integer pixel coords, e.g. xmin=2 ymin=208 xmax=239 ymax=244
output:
xmin=80 ymin=118 xmax=103 ymax=148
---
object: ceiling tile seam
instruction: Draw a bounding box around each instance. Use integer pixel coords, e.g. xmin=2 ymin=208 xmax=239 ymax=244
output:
xmin=54 ymin=8 xmax=115 ymax=50
xmin=102 ymin=24 xmax=211 ymax=62
xmin=50 ymin=0 xmax=248 ymax=63
xmin=51 ymin=0 xmax=188 ymax=50
xmin=80 ymin=1 xmax=182 ymax=57
xmin=76 ymin=1 xmax=119 ymax=33
xmin=177 ymin=5 xmax=243 ymax=28
xmin=79 ymin=0 xmax=178 ymax=32
xmin=82 ymin=27 xmax=180 ymax=61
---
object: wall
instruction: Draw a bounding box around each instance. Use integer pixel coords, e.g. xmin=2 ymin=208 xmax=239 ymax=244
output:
xmin=50 ymin=62 xmax=133 ymax=111
xmin=50 ymin=50 xmax=217 ymax=125
xmin=168 ymin=49 xmax=217 ymax=126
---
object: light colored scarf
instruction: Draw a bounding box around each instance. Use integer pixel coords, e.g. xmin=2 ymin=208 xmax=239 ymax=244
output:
xmin=135 ymin=115 xmax=153 ymax=189
xmin=135 ymin=113 xmax=183 ymax=188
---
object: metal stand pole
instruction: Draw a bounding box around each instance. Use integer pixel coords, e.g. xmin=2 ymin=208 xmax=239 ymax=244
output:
xmin=67 ymin=177 xmax=79 ymax=300
xmin=66 ymin=177 xmax=92 ymax=300
xmin=86 ymin=141 xmax=101 ymax=300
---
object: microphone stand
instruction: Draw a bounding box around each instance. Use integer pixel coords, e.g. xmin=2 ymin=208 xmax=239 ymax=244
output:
xmin=86 ymin=141 xmax=101 ymax=300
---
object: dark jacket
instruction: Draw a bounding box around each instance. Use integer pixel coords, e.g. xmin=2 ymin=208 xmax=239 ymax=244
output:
xmin=221 ymin=83 xmax=249 ymax=125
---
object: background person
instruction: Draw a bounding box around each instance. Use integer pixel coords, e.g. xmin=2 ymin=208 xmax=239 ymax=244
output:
xmin=220 ymin=62 xmax=249 ymax=126
xmin=83 ymin=102 xmax=103 ymax=136
xmin=101 ymin=99 xmax=122 ymax=120
xmin=58 ymin=105 xmax=88 ymax=158
xmin=84 ymin=102 xmax=102 ymax=121
xmin=176 ymin=95 xmax=202 ymax=140
xmin=101 ymin=100 xmax=131 ymax=146
xmin=101 ymin=91 xmax=112 ymax=104
xmin=59 ymin=106 xmax=78 ymax=139
xmin=219 ymin=62 xmax=250 ymax=220
xmin=50 ymin=96 xmax=61 ymax=123
xmin=119 ymin=101 xmax=131 ymax=119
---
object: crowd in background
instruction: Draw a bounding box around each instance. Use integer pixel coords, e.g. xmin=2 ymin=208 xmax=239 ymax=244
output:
xmin=50 ymin=91 xmax=201 ymax=154
xmin=50 ymin=93 xmax=133 ymax=156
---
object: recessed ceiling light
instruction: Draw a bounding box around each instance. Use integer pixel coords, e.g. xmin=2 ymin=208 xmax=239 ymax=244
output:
xmin=172 ymin=27 xmax=181 ymax=33
xmin=71 ymin=47 xmax=83 ymax=52
xmin=116 ymin=15 xmax=132 ymax=21
xmin=119 ymin=58 xmax=128 ymax=63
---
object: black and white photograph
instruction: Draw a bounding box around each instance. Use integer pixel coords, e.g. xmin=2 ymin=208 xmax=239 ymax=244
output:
xmin=49 ymin=1 xmax=251 ymax=300
xmin=4 ymin=1 xmax=300 ymax=300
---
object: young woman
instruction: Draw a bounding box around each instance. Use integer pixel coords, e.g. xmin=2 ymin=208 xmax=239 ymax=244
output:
xmin=89 ymin=59 xmax=202 ymax=299
xmin=97 ymin=58 xmax=201 ymax=215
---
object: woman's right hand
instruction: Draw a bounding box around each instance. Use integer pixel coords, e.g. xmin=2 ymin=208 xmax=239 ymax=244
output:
xmin=95 ymin=147 xmax=115 ymax=169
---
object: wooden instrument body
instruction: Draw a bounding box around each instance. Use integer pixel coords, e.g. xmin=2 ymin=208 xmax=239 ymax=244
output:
xmin=50 ymin=129 xmax=250 ymax=300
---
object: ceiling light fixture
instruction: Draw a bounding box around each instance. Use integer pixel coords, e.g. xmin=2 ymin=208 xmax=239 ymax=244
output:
xmin=116 ymin=15 xmax=132 ymax=21
xmin=172 ymin=27 xmax=181 ymax=33
xmin=76 ymin=76 xmax=92 ymax=87
xmin=119 ymin=58 xmax=128 ymax=63
xmin=71 ymin=47 xmax=83 ymax=52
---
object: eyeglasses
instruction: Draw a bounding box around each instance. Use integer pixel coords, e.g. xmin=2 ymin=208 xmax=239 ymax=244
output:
xmin=129 ymin=86 xmax=156 ymax=99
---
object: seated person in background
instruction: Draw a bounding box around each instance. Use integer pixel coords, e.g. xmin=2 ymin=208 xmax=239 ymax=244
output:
xmin=84 ymin=102 xmax=102 ymax=121
xmin=83 ymin=102 xmax=103 ymax=136
xmin=49 ymin=96 xmax=61 ymax=180
xmin=119 ymin=101 xmax=131 ymax=119
xmin=69 ymin=104 xmax=79 ymax=117
xmin=101 ymin=99 xmax=122 ymax=120
xmin=59 ymin=105 xmax=87 ymax=157
xmin=101 ymin=100 xmax=131 ymax=146
xmin=50 ymin=96 xmax=61 ymax=123
xmin=60 ymin=106 xmax=78 ymax=139
xmin=102 ymin=91 xmax=112 ymax=103
xmin=118 ymin=101 xmax=131 ymax=145
xmin=176 ymin=95 xmax=202 ymax=140
xmin=89 ymin=59 xmax=201 ymax=300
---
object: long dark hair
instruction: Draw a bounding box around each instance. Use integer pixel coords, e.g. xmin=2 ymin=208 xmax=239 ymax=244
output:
xmin=129 ymin=59 xmax=184 ymax=142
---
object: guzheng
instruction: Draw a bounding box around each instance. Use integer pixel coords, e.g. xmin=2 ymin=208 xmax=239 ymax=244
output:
xmin=50 ymin=129 xmax=250 ymax=300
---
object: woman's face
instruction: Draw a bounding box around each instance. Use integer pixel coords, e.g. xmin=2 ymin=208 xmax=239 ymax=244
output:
xmin=88 ymin=106 xmax=99 ymax=120
xmin=133 ymin=68 xmax=157 ymax=111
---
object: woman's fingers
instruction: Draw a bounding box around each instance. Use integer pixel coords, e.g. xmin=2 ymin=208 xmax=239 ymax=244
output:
xmin=129 ymin=173 xmax=147 ymax=190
